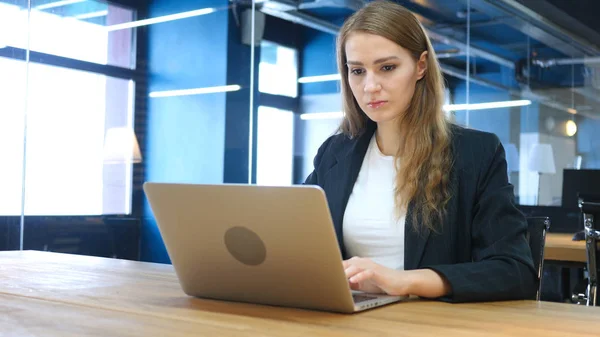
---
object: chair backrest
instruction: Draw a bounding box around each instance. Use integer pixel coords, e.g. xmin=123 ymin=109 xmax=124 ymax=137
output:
xmin=581 ymin=201 xmax=600 ymax=306
xmin=526 ymin=216 xmax=551 ymax=301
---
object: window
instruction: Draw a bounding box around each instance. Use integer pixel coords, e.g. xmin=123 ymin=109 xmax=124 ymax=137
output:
xmin=0 ymin=1 xmax=135 ymax=68
xmin=258 ymin=41 xmax=298 ymax=97
xmin=0 ymin=58 xmax=135 ymax=215
xmin=0 ymin=1 xmax=137 ymax=215
xmin=256 ymin=106 xmax=294 ymax=186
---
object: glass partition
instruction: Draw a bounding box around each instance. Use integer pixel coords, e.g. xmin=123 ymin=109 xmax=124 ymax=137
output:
xmin=0 ymin=0 xmax=256 ymax=262
xmin=248 ymin=0 xmax=600 ymax=209
xmin=7 ymin=0 xmax=600 ymax=266
xmin=0 ymin=0 xmax=28 ymax=251
xmin=244 ymin=0 xmax=600 ymax=305
xmin=461 ymin=0 xmax=600 ymax=208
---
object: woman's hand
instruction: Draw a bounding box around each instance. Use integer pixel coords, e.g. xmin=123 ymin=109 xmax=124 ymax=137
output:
xmin=343 ymin=257 xmax=452 ymax=298
xmin=343 ymin=257 xmax=412 ymax=295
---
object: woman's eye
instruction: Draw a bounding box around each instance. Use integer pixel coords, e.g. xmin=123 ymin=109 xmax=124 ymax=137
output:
xmin=382 ymin=65 xmax=396 ymax=71
xmin=351 ymin=68 xmax=364 ymax=75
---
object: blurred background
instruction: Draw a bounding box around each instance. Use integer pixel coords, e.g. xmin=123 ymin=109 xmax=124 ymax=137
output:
xmin=1 ymin=0 xmax=599 ymax=298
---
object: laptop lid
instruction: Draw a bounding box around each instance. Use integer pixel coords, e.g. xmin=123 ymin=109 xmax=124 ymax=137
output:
xmin=143 ymin=182 xmax=361 ymax=313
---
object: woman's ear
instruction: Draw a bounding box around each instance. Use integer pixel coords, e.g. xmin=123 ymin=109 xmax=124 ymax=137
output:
xmin=416 ymin=51 xmax=428 ymax=80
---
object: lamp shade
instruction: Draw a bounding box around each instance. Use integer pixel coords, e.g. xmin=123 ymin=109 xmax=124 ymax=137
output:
xmin=103 ymin=127 xmax=142 ymax=164
xmin=528 ymin=143 xmax=556 ymax=174
xmin=504 ymin=143 xmax=519 ymax=173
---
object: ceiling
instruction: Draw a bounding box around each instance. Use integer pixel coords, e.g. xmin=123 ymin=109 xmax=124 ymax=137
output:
xmin=2 ymin=0 xmax=600 ymax=117
xmin=257 ymin=0 xmax=600 ymax=118
xmin=0 ymin=0 xmax=113 ymax=25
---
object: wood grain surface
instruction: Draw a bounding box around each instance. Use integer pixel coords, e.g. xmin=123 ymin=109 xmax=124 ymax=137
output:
xmin=1 ymin=250 xmax=599 ymax=336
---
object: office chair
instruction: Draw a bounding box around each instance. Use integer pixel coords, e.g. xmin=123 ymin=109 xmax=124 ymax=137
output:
xmin=581 ymin=201 xmax=600 ymax=306
xmin=526 ymin=216 xmax=551 ymax=301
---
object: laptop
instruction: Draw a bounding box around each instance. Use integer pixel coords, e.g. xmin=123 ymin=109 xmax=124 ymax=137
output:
xmin=143 ymin=182 xmax=405 ymax=313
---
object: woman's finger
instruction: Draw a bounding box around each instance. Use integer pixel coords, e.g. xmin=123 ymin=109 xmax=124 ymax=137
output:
xmin=349 ymin=269 xmax=375 ymax=284
xmin=342 ymin=260 xmax=349 ymax=269
xmin=349 ymin=281 xmax=361 ymax=291
xmin=344 ymin=265 xmax=362 ymax=279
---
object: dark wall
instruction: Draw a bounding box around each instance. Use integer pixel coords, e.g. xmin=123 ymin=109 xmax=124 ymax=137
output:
xmin=0 ymin=216 xmax=139 ymax=260
xmin=223 ymin=9 xmax=260 ymax=184
xmin=300 ymin=29 xmax=339 ymax=95
xmin=223 ymin=12 xmax=302 ymax=184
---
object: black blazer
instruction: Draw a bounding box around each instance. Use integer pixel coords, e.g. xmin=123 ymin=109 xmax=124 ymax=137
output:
xmin=304 ymin=121 xmax=537 ymax=303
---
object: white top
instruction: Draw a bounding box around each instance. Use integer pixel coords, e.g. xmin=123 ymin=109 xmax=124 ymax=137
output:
xmin=342 ymin=134 xmax=406 ymax=270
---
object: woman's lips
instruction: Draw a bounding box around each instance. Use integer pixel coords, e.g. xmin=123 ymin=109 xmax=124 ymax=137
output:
xmin=367 ymin=101 xmax=387 ymax=109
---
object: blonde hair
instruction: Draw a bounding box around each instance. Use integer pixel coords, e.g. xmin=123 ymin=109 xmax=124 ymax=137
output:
xmin=336 ymin=0 xmax=453 ymax=233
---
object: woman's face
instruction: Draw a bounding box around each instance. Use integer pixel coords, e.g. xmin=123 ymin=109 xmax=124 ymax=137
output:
xmin=345 ymin=32 xmax=427 ymax=126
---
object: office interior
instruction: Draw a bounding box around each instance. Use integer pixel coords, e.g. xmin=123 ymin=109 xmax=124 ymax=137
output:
xmin=1 ymin=0 xmax=600 ymax=305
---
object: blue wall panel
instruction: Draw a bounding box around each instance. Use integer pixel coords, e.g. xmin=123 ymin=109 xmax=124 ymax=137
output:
xmin=142 ymin=0 xmax=229 ymax=263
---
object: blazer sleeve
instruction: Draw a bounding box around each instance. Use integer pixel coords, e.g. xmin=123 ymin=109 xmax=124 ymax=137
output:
xmin=426 ymin=136 xmax=537 ymax=303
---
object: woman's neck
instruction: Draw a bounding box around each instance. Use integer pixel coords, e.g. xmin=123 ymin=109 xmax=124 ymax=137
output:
xmin=375 ymin=121 xmax=401 ymax=156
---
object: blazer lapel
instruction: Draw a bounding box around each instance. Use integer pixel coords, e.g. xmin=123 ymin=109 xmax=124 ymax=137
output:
xmin=324 ymin=122 xmax=376 ymax=259
xmin=404 ymin=204 xmax=431 ymax=270
xmin=404 ymin=157 xmax=458 ymax=270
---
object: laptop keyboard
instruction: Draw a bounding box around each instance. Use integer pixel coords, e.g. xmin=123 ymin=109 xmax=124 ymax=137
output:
xmin=352 ymin=293 xmax=377 ymax=303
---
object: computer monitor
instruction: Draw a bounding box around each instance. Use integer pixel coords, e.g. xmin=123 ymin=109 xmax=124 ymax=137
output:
xmin=518 ymin=205 xmax=580 ymax=233
xmin=561 ymin=169 xmax=600 ymax=208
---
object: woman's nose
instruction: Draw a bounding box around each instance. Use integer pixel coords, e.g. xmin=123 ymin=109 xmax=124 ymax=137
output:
xmin=363 ymin=75 xmax=382 ymax=93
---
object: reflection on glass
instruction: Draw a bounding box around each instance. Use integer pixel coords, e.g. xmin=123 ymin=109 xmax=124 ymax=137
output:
xmin=528 ymin=144 xmax=557 ymax=205
xmin=103 ymin=127 xmax=142 ymax=164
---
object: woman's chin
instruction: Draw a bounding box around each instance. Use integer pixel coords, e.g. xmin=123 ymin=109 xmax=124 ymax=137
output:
xmin=364 ymin=111 xmax=398 ymax=125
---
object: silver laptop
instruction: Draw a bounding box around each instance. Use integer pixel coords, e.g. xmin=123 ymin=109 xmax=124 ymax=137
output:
xmin=143 ymin=182 xmax=405 ymax=313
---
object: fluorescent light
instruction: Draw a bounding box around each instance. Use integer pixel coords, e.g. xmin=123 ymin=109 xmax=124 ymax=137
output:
xmin=444 ymin=100 xmax=531 ymax=111
xmin=74 ymin=10 xmax=108 ymax=20
xmin=106 ymin=7 xmax=216 ymax=32
xmin=298 ymin=100 xmax=531 ymax=120
xmin=300 ymin=112 xmax=343 ymax=120
xmin=298 ymin=74 xmax=341 ymax=83
xmin=36 ymin=0 xmax=86 ymax=11
xmin=567 ymin=108 xmax=577 ymax=114
xmin=149 ymin=85 xmax=241 ymax=98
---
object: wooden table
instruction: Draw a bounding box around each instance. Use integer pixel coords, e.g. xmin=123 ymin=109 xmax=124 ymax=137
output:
xmin=544 ymin=233 xmax=586 ymax=263
xmin=2 ymin=250 xmax=600 ymax=336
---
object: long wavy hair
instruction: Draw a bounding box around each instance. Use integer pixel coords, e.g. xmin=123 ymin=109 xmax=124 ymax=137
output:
xmin=337 ymin=0 xmax=453 ymax=233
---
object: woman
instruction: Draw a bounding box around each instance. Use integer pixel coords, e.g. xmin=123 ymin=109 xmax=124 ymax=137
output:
xmin=304 ymin=0 xmax=536 ymax=303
